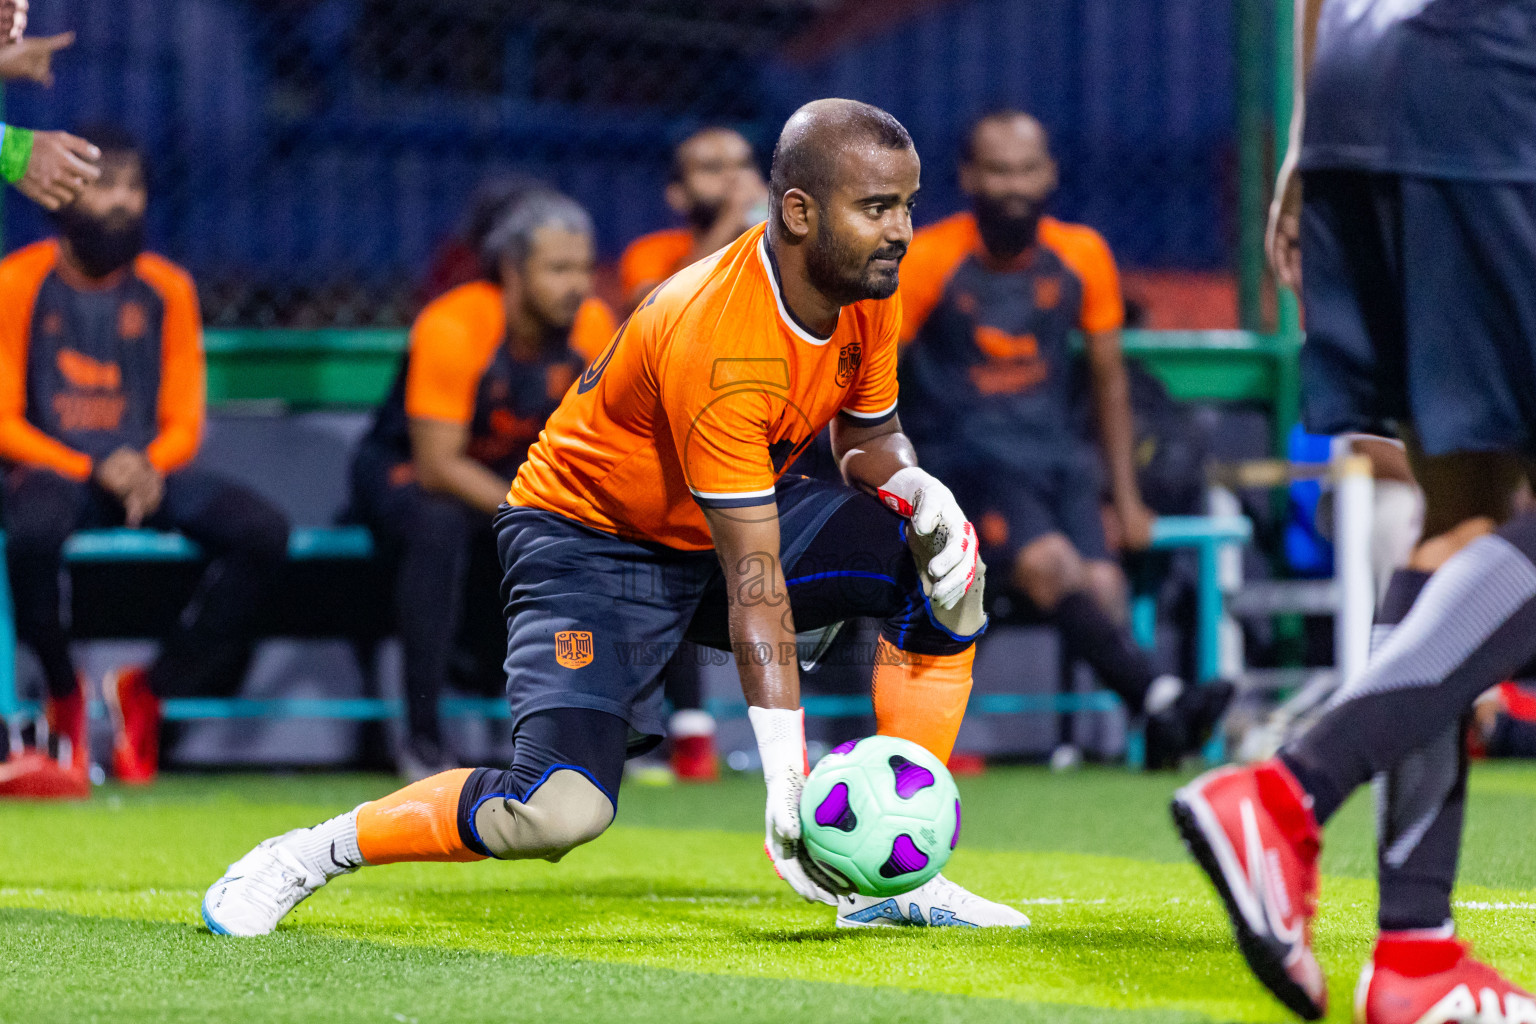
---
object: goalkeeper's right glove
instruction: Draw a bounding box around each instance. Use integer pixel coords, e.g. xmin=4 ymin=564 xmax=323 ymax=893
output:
xmin=748 ymin=705 xmax=839 ymax=905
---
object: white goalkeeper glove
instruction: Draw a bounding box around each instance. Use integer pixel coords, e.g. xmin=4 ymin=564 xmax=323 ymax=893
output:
xmin=747 ymin=706 xmax=838 ymax=905
xmin=875 ymin=466 xmax=978 ymax=609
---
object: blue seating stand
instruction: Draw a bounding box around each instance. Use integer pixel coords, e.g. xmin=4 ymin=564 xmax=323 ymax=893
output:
xmin=0 ymin=515 xmax=1250 ymax=764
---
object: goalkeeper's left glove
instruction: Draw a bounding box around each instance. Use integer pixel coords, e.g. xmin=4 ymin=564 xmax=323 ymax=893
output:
xmin=875 ymin=466 xmax=978 ymax=609
xmin=747 ymin=706 xmax=839 ymax=905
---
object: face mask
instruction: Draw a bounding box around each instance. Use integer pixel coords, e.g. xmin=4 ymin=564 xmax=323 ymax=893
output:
xmin=973 ymin=192 xmax=1050 ymax=259
xmin=56 ymin=207 xmax=145 ymax=279
xmin=685 ymin=196 xmax=725 ymax=232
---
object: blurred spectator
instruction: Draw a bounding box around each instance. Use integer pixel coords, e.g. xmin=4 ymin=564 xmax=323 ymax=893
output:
xmin=616 ymin=127 xmax=767 ymax=310
xmin=898 ymin=111 xmax=1228 ymax=767
xmin=0 ymin=125 xmax=291 ymax=785
xmin=615 ymin=127 xmax=769 ymax=780
xmin=1473 ymin=683 xmax=1536 ymax=758
xmin=349 ymin=187 xmax=614 ymax=779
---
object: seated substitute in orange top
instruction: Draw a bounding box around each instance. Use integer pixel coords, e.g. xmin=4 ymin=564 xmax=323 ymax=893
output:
xmin=0 ymin=125 xmax=291 ymax=786
xmin=350 ymin=187 xmax=612 ymax=778
xmin=898 ymin=111 xmax=1231 ymax=769
xmin=616 ymin=127 xmax=769 ymax=310
xmin=204 ymin=100 xmax=1032 ymax=940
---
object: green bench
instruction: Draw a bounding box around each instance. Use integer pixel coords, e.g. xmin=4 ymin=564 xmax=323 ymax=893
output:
xmin=204 ymin=327 xmax=1303 ymax=452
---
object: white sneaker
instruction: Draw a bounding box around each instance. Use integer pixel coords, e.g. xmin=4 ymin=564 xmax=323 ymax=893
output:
xmin=202 ymin=828 xmax=352 ymax=936
xmin=835 ymin=873 xmax=1030 ymax=929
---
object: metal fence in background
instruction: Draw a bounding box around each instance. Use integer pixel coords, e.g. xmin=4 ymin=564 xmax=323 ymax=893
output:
xmin=2 ymin=0 xmax=1273 ymax=328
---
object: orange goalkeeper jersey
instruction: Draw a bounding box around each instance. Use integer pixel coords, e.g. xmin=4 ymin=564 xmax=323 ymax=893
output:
xmin=508 ymin=222 xmax=901 ymax=551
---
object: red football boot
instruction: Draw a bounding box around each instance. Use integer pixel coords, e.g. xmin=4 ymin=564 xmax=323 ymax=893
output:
xmin=0 ymin=751 xmax=91 ymax=799
xmin=1355 ymin=933 xmax=1536 ymax=1024
xmin=44 ymin=676 xmax=90 ymax=774
xmin=103 ymin=666 xmax=161 ymax=785
xmin=1172 ymin=760 xmax=1327 ymax=1020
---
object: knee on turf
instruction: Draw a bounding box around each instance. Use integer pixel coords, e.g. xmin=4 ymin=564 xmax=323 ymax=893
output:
xmin=471 ymin=769 xmax=615 ymax=862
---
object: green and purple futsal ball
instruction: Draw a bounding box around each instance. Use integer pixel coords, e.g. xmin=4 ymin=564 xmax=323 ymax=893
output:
xmin=798 ymin=735 xmax=960 ymax=897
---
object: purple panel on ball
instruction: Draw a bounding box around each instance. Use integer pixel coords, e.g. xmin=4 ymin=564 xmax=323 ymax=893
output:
xmin=951 ymin=799 xmax=962 ymax=850
xmin=878 ymin=834 xmax=931 ymax=878
xmin=831 ymin=739 xmax=860 ymax=756
xmin=888 ymin=755 xmax=936 ymax=799
xmin=813 ymin=782 xmax=858 ymax=832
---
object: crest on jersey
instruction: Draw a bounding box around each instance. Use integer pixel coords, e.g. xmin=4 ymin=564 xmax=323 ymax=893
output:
xmin=118 ymin=301 xmax=148 ymax=341
xmin=555 ymin=630 xmax=594 ymax=669
xmin=1034 ymin=277 xmax=1062 ymax=312
xmin=836 ymin=341 xmax=862 ymax=387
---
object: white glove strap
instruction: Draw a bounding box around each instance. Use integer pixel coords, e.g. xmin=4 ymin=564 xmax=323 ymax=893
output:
xmin=747 ymin=706 xmax=807 ymax=780
xmin=874 ymin=465 xmax=935 ymax=519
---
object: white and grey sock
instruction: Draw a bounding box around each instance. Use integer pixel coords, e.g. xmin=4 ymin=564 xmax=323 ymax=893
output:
xmin=288 ymin=804 xmax=365 ymax=877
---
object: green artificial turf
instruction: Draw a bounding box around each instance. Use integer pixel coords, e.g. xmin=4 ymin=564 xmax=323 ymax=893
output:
xmin=2 ymin=765 xmax=1535 ymax=1023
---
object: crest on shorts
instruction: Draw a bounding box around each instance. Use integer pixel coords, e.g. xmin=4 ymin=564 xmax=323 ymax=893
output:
xmin=836 ymin=341 xmax=862 ymax=387
xmin=555 ymin=630 xmax=594 ymax=669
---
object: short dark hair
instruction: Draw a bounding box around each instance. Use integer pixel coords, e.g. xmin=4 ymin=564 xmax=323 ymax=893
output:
xmin=960 ymin=109 xmax=1046 ymax=164
xmin=768 ymin=100 xmax=912 ymax=216
xmin=69 ymin=122 xmax=148 ymax=193
xmin=73 ymin=122 xmax=142 ymax=165
xmin=480 ymin=188 xmax=592 ymax=281
xmin=669 ymin=126 xmax=745 ymax=184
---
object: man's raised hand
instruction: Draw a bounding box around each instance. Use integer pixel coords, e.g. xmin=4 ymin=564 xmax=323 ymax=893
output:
xmin=0 ymin=31 xmax=75 ymax=86
xmin=14 ymin=129 xmax=99 ymax=210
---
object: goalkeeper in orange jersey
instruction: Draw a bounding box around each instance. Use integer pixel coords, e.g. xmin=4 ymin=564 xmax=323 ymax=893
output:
xmin=204 ymin=99 xmax=1029 ymax=934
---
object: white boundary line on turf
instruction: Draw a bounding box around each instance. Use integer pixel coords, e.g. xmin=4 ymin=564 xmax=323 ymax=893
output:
xmin=1011 ymin=898 xmax=1109 ymax=906
xmin=1455 ymin=901 xmax=1536 ymax=911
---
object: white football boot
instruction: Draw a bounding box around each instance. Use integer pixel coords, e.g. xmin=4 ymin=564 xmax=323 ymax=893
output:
xmin=203 ymin=813 xmax=362 ymax=936
xmin=836 ymin=873 xmax=1030 ymax=928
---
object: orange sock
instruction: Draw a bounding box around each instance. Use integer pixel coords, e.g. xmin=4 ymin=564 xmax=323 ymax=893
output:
xmin=356 ymin=768 xmax=487 ymax=865
xmin=871 ymin=637 xmax=975 ymax=763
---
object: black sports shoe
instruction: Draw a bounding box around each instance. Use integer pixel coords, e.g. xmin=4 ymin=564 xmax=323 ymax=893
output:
xmin=1145 ymin=679 xmax=1235 ymax=770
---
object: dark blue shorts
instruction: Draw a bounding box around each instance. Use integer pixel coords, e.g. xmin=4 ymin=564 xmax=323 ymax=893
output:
xmin=493 ymin=475 xmax=981 ymax=755
xmin=1300 ymin=170 xmax=1536 ymax=456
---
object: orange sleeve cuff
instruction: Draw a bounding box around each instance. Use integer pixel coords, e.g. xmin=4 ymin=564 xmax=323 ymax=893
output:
xmin=146 ymin=429 xmax=198 ymax=474
xmin=49 ymin=448 xmax=93 ymax=481
xmin=0 ymin=419 xmax=93 ymax=480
